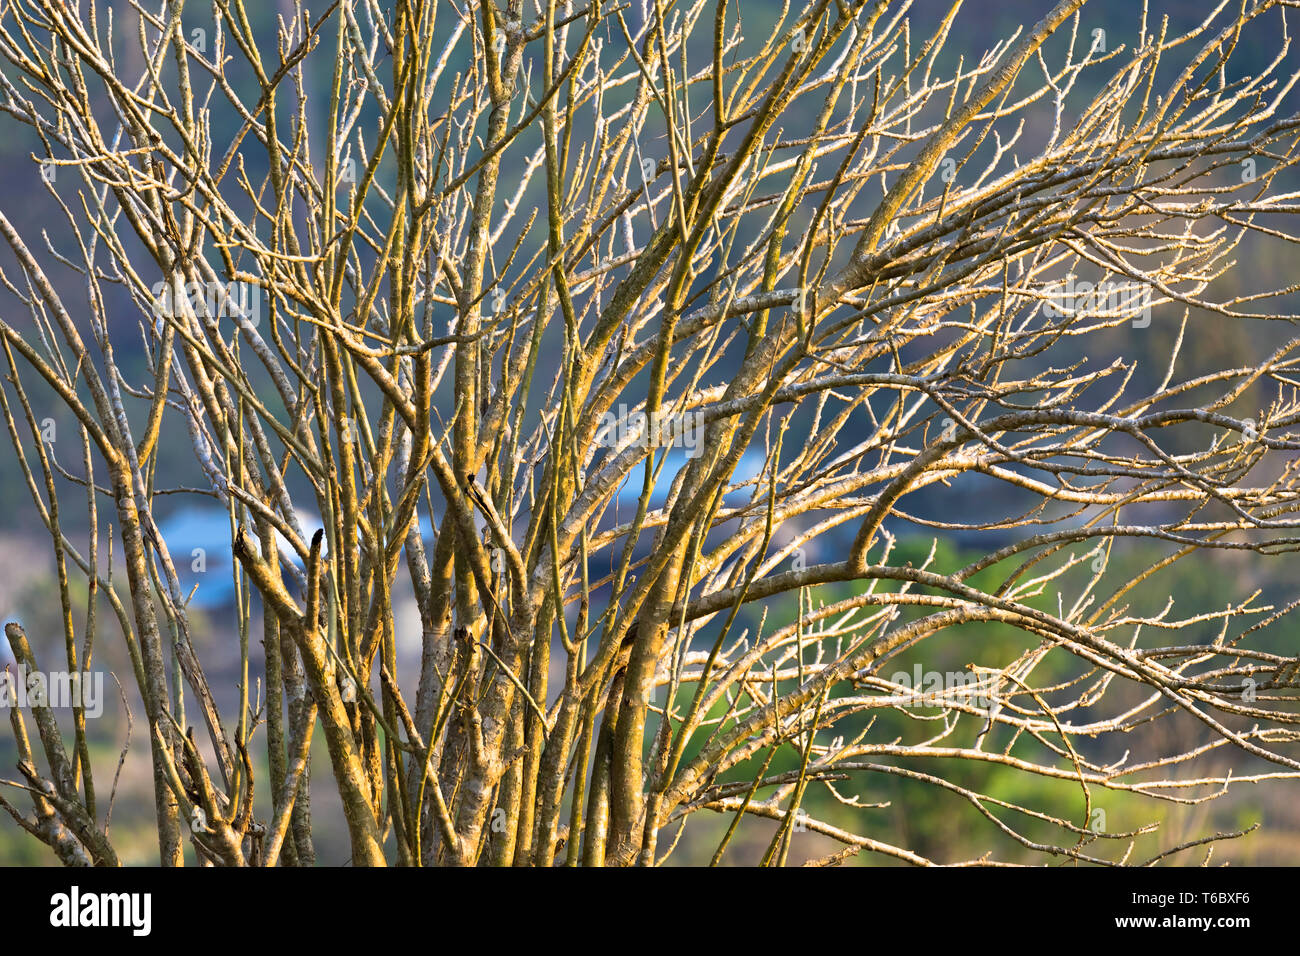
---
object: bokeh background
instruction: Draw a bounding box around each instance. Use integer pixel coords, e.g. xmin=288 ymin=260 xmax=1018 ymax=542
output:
xmin=0 ymin=0 xmax=1296 ymax=865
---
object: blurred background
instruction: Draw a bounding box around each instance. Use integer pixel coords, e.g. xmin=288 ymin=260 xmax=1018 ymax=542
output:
xmin=0 ymin=0 xmax=1297 ymax=865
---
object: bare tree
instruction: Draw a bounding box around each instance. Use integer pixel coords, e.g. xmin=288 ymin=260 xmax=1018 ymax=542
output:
xmin=1 ymin=0 xmax=1300 ymax=867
